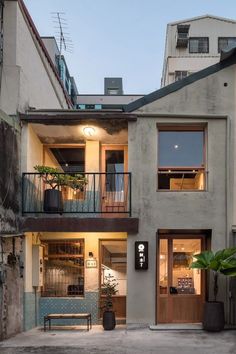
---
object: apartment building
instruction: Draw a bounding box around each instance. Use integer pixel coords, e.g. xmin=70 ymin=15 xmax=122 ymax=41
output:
xmin=161 ymin=15 xmax=236 ymax=87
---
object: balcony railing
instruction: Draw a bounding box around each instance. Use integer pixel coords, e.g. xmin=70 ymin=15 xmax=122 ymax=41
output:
xmin=22 ymin=172 xmax=131 ymax=216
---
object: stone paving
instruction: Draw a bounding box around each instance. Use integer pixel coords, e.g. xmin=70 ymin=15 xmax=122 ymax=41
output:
xmin=0 ymin=326 xmax=236 ymax=354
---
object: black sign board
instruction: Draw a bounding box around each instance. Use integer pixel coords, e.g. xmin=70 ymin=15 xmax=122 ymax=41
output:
xmin=135 ymin=241 xmax=148 ymax=270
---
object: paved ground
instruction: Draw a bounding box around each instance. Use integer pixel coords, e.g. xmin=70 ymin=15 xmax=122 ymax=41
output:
xmin=0 ymin=326 xmax=236 ymax=354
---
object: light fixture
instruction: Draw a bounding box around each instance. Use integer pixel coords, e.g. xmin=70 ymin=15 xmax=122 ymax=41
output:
xmin=89 ymin=252 xmax=94 ymax=258
xmin=83 ymin=126 xmax=95 ymax=137
xmin=168 ymin=169 xmax=172 ymax=173
xmin=174 ymin=144 xmax=179 ymax=149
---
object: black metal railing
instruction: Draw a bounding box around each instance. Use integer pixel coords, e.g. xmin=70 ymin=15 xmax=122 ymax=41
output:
xmin=22 ymin=172 xmax=131 ymax=216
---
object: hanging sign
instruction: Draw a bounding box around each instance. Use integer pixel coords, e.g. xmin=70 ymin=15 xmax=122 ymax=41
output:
xmin=135 ymin=241 xmax=148 ymax=270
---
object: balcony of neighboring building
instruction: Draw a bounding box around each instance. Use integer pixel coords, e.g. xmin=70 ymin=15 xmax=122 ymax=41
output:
xmin=19 ymin=110 xmax=138 ymax=233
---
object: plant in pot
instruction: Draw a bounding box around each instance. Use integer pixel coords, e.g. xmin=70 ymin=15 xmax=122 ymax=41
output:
xmin=190 ymin=247 xmax=236 ymax=331
xmin=34 ymin=165 xmax=69 ymax=213
xmin=101 ymin=274 xmax=118 ymax=330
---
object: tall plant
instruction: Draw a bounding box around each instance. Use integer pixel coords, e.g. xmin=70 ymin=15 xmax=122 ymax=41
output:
xmin=101 ymin=274 xmax=118 ymax=311
xmin=190 ymin=247 xmax=236 ymax=301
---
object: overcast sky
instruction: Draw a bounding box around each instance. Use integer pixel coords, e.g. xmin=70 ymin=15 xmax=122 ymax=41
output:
xmin=24 ymin=0 xmax=236 ymax=94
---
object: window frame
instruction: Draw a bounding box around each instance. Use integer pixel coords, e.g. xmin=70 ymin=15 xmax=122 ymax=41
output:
xmin=218 ymin=37 xmax=236 ymax=53
xmin=41 ymin=238 xmax=85 ymax=298
xmin=189 ymin=37 xmax=209 ymax=54
xmin=157 ymin=124 xmax=207 ymax=192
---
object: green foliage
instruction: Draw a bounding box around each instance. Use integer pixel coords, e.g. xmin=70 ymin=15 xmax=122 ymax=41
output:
xmin=190 ymin=247 xmax=236 ymax=300
xmin=101 ymin=274 xmax=118 ymax=312
xmin=34 ymin=165 xmax=87 ymax=190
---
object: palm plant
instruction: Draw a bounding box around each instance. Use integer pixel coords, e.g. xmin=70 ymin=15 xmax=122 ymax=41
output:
xmin=190 ymin=247 xmax=236 ymax=301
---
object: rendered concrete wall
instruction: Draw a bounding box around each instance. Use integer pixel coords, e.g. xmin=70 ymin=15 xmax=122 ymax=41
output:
xmin=0 ymin=1 xmax=69 ymax=115
xmin=127 ymin=65 xmax=235 ymax=325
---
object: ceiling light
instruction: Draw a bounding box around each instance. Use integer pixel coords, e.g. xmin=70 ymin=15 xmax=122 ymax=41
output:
xmin=174 ymin=144 xmax=179 ymax=149
xmin=83 ymin=126 xmax=95 ymax=137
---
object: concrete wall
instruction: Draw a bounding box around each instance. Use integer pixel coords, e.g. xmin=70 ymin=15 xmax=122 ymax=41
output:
xmin=162 ymin=17 xmax=236 ymax=86
xmin=23 ymin=232 xmax=126 ymax=328
xmin=0 ymin=1 xmax=69 ymax=115
xmin=127 ymin=65 xmax=235 ymax=325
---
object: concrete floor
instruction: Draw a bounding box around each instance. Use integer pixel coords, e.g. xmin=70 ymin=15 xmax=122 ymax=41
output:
xmin=0 ymin=326 xmax=236 ymax=354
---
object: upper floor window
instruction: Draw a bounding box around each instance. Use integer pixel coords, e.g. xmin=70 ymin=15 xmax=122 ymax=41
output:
xmin=157 ymin=126 xmax=206 ymax=191
xmin=218 ymin=37 xmax=236 ymax=53
xmin=189 ymin=37 xmax=209 ymax=53
xmin=175 ymin=71 xmax=188 ymax=82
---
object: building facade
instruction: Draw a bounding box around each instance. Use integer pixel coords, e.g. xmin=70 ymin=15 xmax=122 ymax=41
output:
xmin=161 ymin=15 xmax=236 ymax=87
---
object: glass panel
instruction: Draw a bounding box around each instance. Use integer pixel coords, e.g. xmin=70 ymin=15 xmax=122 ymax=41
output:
xmin=171 ymin=239 xmax=201 ymax=295
xmin=50 ymin=148 xmax=85 ymax=173
xmin=101 ymin=241 xmax=127 ymax=296
xmin=158 ymin=170 xmax=205 ymax=190
xmin=159 ymin=239 xmax=168 ymax=295
xmin=105 ymin=150 xmax=124 ymax=192
xmin=158 ymin=131 xmax=204 ymax=167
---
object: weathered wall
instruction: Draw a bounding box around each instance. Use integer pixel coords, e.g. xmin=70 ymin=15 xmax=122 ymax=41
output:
xmin=0 ymin=110 xmax=24 ymax=340
xmin=0 ymin=0 xmax=69 ymax=115
xmin=127 ymin=65 xmax=235 ymax=325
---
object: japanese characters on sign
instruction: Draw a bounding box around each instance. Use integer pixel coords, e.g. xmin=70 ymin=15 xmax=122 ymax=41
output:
xmin=135 ymin=241 xmax=148 ymax=270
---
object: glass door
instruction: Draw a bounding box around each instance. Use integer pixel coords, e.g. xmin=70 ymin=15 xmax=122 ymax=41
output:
xmin=158 ymin=236 xmax=205 ymax=323
xmin=101 ymin=146 xmax=128 ymax=214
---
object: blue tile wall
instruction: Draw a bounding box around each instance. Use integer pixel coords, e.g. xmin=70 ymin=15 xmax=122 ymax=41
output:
xmin=24 ymin=292 xmax=40 ymax=331
xmin=39 ymin=291 xmax=99 ymax=326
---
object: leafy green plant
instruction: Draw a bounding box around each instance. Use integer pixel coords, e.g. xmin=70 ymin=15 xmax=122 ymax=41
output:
xmin=34 ymin=165 xmax=87 ymax=191
xmin=190 ymin=247 xmax=236 ymax=301
xmin=101 ymin=274 xmax=118 ymax=311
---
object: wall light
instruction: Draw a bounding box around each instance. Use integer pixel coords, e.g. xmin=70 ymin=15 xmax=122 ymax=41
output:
xmin=83 ymin=126 xmax=95 ymax=137
xmin=89 ymin=252 xmax=94 ymax=258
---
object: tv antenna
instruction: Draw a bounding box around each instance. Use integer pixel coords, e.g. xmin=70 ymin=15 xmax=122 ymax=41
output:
xmin=51 ymin=12 xmax=73 ymax=60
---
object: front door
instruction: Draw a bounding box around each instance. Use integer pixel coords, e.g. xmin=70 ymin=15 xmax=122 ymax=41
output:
xmin=157 ymin=236 xmax=205 ymax=323
xmin=101 ymin=145 xmax=128 ymax=214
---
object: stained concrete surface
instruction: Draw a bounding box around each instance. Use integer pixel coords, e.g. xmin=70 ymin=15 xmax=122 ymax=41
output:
xmin=0 ymin=326 xmax=236 ymax=354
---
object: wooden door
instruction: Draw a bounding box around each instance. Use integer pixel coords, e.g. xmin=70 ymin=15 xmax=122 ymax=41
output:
xmin=157 ymin=236 xmax=205 ymax=323
xmin=101 ymin=145 xmax=128 ymax=215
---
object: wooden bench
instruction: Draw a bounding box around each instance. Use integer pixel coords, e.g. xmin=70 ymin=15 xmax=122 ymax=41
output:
xmin=44 ymin=313 xmax=92 ymax=331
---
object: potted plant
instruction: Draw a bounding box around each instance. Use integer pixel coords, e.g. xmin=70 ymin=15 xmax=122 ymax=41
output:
xmin=101 ymin=274 xmax=118 ymax=330
xmin=190 ymin=247 xmax=236 ymax=331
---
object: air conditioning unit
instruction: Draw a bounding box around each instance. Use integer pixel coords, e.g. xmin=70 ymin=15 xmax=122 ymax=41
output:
xmin=32 ymin=245 xmax=44 ymax=287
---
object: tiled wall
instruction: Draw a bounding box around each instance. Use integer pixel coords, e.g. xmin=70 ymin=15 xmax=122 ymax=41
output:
xmin=39 ymin=292 xmax=99 ymax=326
xmin=24 ymin=291 xmax=40 ymax=331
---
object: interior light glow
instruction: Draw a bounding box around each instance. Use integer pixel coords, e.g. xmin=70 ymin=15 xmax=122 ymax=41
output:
xmin=83 ymin=126 xmax=95 ymax=137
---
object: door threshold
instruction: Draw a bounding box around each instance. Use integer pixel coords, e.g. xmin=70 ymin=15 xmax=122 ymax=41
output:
xmin=150 ymin=323 xmax=202 ymax=330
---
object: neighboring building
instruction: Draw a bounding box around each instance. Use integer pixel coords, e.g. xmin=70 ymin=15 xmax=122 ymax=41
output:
xmin=0 ymin=0 xmax=71 ymax=340
xmin=76 ymin=77 xmax=143 ymax=110
xmin=161 ymin=14 xmax=236 ymax=87
xmin=19 ymin=49 xmax=236 ymax=329
xmin=41 ymin=37 xmax=79 ymax=106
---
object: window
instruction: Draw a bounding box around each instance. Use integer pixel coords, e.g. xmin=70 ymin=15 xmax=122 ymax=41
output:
xmin=175 ymin=71 xmax=188 ymax=82
xmin=50 ymin=147 xmax=85 ymax=173
xmin=42 ymin=240 xmax=84 ymax=297
xmin=218 ymin=37 xmax=236 ymax=53
xmin=189 ymin=37 xmax=209 ymax=53
xmin=157 ymin=126 xmax=206 ymax=190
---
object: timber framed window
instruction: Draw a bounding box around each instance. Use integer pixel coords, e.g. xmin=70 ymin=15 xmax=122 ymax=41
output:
xmin=42 ymin=239 xmax=84 ymax=297
xmin=157 ymin=125 xmax=206 ymax=191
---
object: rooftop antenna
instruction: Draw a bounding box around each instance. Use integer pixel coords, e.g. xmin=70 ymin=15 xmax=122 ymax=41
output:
xmin=51 ymin=12 xmax=74 ymax=60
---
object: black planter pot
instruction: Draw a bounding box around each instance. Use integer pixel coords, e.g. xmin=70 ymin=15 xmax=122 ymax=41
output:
xmin=102 ymin=311 xmax=116 ymax=330
xmin=203 ymin=301 xmax=225 ymax=332
xmin=43 ymin=189 xmax=63 ymax=213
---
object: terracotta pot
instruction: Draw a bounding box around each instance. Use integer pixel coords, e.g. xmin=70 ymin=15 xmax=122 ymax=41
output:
xmin=203 ymin=301 xmax=225 ymax=332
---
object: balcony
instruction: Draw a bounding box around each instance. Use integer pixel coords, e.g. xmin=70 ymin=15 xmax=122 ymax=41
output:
xmin=22 ymin=172 xmax=131 ymax=216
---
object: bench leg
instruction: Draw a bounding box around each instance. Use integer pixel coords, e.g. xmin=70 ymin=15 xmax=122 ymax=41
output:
xmin=90 ymin=315 xmax=92 ymax=329
xmin=44 ymin=318 xmax=47 ymax=332
xmin=49 ymin=319 xmax=51 ymax=330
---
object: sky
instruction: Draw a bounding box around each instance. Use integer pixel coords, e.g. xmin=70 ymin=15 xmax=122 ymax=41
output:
xmin=24 ymin=0 xmax=236 ymax=95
